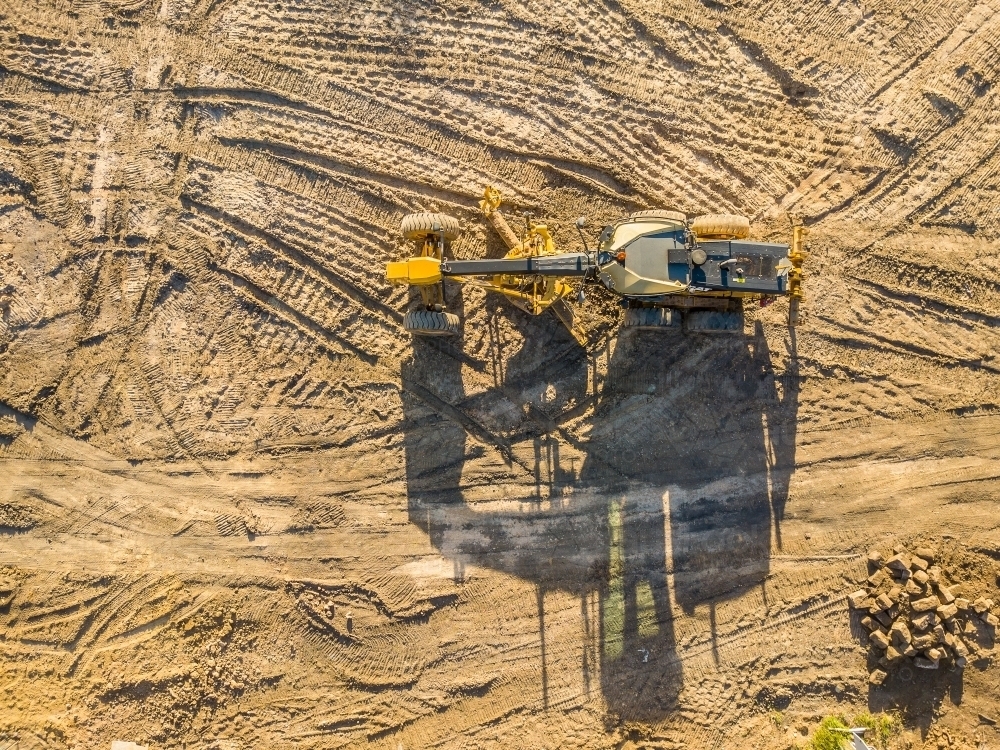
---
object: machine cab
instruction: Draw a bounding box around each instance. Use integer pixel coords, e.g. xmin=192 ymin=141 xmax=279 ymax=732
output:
xmin=596 ymin=214 xmax=791 ymax=298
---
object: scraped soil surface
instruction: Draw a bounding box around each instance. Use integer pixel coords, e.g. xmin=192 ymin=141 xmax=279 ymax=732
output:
xmin=3 ymin=1 xmax=1000 ymax=748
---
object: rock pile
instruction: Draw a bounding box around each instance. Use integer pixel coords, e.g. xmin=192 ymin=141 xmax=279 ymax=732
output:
xmin=848 ymin=544 xmax=998 ymax=686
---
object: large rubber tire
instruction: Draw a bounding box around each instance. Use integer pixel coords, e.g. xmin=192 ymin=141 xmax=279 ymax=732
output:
xmin=684 ymin=309 xmax=743 ymax=333
xmin=403 ymin=310 xmax=461 ymax=336
xmin=630 ymin=209 xmax=687 ymax=223
xmin=400 ymin=212 xmax=461 ymax=242
xmin=622 ymin=307 xmax=678 ymax=328
xmin=691 ymin=213 xmax=750 ymax=240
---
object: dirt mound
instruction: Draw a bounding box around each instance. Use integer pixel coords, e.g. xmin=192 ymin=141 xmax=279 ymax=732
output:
xmin=851 ymin=542 xmax=998 ymax=686
xmin=4 ymin=0 xmax=1000 ymax=748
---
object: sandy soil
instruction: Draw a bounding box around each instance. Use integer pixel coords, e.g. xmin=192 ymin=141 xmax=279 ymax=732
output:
xmin=2 ymin=0 xmax=1000 ymax=748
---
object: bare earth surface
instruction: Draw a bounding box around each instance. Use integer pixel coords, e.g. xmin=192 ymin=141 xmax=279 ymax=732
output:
xmin=3 ymin=1 xmax=1000 ymax=748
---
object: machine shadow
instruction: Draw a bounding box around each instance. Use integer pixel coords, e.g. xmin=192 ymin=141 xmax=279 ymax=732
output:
xmin=400 ymin=312 xmax=799 ymax=723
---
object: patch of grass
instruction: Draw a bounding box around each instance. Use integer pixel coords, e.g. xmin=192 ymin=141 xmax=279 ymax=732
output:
xmin=769 ymin=709 xmax=785 ymax=727
xmin=852 ymin=711 xmax=901 ymax=750
xmin=808 ymin=715 xmax=849 ymax=750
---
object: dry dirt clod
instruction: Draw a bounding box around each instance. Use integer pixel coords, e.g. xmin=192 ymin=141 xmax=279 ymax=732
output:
xmin=874 ymin=592 xmax=893 ymax=610
xmin=869 ymin=630 xmax=890 ymax=649
xmin=911 ymin=611 xmax=938 ymax=631
xmin=848 ymin=589 xmax=869 ymax=609
xmin=936 ymin=584 xmax=956 ymax=604
xmin=886 ymin=553 xmax=911 ymax=572
xmin=937 ymin=603 xmax=959 ymax=620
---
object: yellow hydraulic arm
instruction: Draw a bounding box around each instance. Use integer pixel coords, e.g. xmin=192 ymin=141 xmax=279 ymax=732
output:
xmin=787 ymin=224 xmax=806 ymax=326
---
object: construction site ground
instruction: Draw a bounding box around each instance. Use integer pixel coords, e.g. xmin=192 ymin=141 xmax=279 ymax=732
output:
xmin=2 ymin=1 xmax=1000 ymax=748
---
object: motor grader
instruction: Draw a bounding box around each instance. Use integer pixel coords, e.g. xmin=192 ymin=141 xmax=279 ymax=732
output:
xmin=385 ymin=187 xmax=805 ymax=343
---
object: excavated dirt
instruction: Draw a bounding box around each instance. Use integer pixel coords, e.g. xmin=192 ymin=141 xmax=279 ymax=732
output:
xmin=3 ymin=1 xmax=1000 ymax=748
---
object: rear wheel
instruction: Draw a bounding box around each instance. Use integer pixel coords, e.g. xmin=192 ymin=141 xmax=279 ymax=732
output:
xmin=403 ymin=310 xmax=461 ymax=336
xmin=630 ymin=209 xmax=687 ymax=223
xmin=622 ymin=307 xmax=678 ymax=328
xmin=400 ymin=212 xmax=461 ymax=242
xmin=683 ymin=309 xmax=744 ymax=333
xmin=691 ymin=213 xmax=750 ymax=240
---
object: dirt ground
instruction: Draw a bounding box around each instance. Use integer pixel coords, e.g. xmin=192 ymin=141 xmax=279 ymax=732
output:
xmin=3 ymin=0 xmax=1000 ymax=748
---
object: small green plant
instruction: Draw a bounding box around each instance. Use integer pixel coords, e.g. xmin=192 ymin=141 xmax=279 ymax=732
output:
xmin=769 ymin=709 xmax=785 ymax=727
xmin=808 ymin=715 xmax=849 ymax=750
xmin=852 ymin=711 xmax=901 ymax=750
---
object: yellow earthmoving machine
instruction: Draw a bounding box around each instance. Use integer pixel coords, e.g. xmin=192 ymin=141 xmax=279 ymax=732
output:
xmin=386 ymin=187 xmax=805 ymax=342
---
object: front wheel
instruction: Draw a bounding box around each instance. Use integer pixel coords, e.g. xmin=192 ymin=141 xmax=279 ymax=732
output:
xmin=403 ymin=310 xmax=461 ymax=336
xmin=400 ymin=212 xmax=461 ymax=242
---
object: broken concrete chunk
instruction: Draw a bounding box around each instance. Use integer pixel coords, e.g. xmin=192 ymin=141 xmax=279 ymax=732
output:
xmin=868 ymin=548 xmax=884 ymax=566
xmin=954 ymin=640 xmax=969 ymax=658
xmin=912 ymin=570 xmax=929 ymax=586
xmin=885 ymin=553 xmax=911 ymax=572
xmin=936 ymin=584 xmax=955 ymax=605
xmin=869 ymin=668 xmax=887 ymax=685
xmin=974 ymin=597 xmax=990 ymax=614
xmin=927 ymin=566 xmax=942 ymax=584
xmin=866 ymin=569 xmax=886 ymax=588
xmin=903 ymin=643 xmax=918 ymax=657
xmin=925 ymin=647 xmax=944 ymax=661
xmin=912 ymin=633 xmax=937 ymax=650
xmin=986 ymin=613 xmax=999 ymax=628
xmin=912 ymin=596 xmax=940 ymax=613
xmin=848 ymin=589 xmax=870 ymax=609
xmin=911 ymin=556 xmax=930 ymax=572
xmin=910 ymin=611 xmax=937 ymax=631
xmin=914 ymin=546 xmax=936 ymax=562
xmin=937 ymin=603 xmax=959 ymax=620
xmin=914 ymin=656 xmax=940 ymax=669
xmin=874 ymin=593 xmax=893 ymax=611
xmin=933 ymin=624 xmax=946 ymax=643
xmin=869 ymin=630 xmax=890 ymax=649
xmin=890 ymin=619 xmax=911 ymax=643
xmin=945 ymin=618 xmax=960 ymax=635
xmin=861 ymin=616 xmax=877 ymax=631
xmin=885 ymin=645 xmax=903 ymax=662
xmin=887 ymin=585 xmax=902 ymax=602
xmin=873 ymin=610 xmax=893 ymax=628
xmin=944 ymin=632 xmax=957 ymax=648
xmin=956 ymin=597 xmax=971 ymax=611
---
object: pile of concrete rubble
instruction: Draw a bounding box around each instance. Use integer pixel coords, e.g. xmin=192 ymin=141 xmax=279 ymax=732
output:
xmin=848 ymin=544 xmax=998 ymax=685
